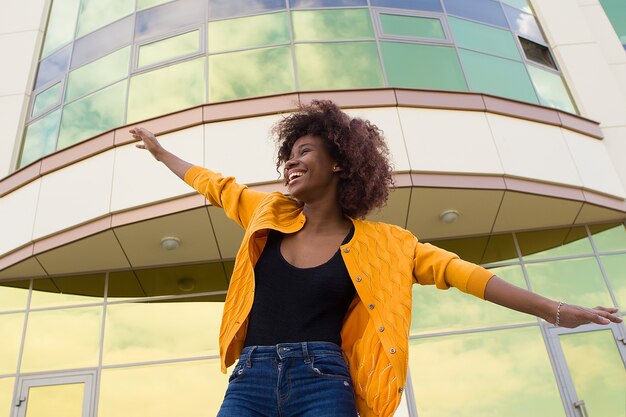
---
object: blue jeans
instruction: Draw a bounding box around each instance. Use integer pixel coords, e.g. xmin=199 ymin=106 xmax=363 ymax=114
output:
xmin=217 ymin=342 xmax=358 ymax=417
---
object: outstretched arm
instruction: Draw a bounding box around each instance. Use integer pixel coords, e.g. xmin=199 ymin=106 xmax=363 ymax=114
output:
xmin=132 ymin=127 xmax=191 ymax=179
xmin=484 ymin=275 xmax=622 ymax=328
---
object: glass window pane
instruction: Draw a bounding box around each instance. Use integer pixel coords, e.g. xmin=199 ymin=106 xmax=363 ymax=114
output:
xmin=21 ymin=307 xmax=102 ymax=372
xmin=525 ymin=258 xmax=613 ymax=307
xmin=500 ymin=0 xmax=532 ymax=14
xmin=519 ymin=36 xmax=557 ymax=69
xmin=0 ymin=378 xmax=14 ymax=417
xmin=527 ymin=65 xmax=576 ymax=113
xmin=370 ymin=0 xmax=443 ymax=12
xmin=103 ymin=299 xmax=223 ymax=365
xmin=76 ymin=0 xmax=134 ymax=38
xmin=459 ymin=48 xmax=539 ymax=104
xmin=41 ymin=0 xmax=81 ymax=58
xmin=292 ymin=9 xmax=373 ymax=41
xmin=24 ymin=383 xmax=84 ymax=417
xmin=411 ymin=265 xmax=531 ymax=335
xmin=19 ymin=109 xmax=61 ymax=168
xmin=503 ymin=4 xmax=544 ymax=42
xmin=98 ymin=360 xmax=229 ymax=417
xmin=560 ymin=330 xmax=626 ymax=417
xmin=35 ymin=44 xmax=71 ymax=89
xmin=58 ymin=80 xmax=127 ymax=149
xmin=127 ymin=57 xmax=205 ymax=124
xmin=0 ymin=280 xmax=30 ymax=312
xmin=409 ymin=327 xmax=565 ymax=417
xmin=0 ymin=314 xmax=24 ymax=374
xmin=381 ymin=42 xmax=467 ymax=91
xmin=443 ymin=0 xmax=508 ymax=28
xmin=209 ymin=46 xmax=295 ymax=102
xmin=590 ymin=223 xmax=626 ymax=252
xmin=295 ymin=42 xmax=384 ymax=90
xmin=208 ymin=0 xmax=286 ymax=20
xmin=66 ymin=46 xmax=130 ymax=102
xmin=290 ymin=0 xmax=367 ymax=7
xmin=208 ymin=12 xmax=290 ymax=53
xmin=600 ymin=0 xmax=626 ymax=46
xmin=138 ymin=30 xmax=200 ymax=69
xmin=138 ymin=0 xmax=174 ymax=10
xmin=32 ymin=83 xmax=62 ymax=118
xmin=448 ymin=16 xmax=521 ymax=60
xmin=30 ymin=274 xmax=105 ymax=308
xmin=71 ymin=15 xmax=134 ymax=69
xmin=517 ymin=227 xmax=592 ymax=260
xmin=135 ymin=0 xmax=206 ymax=41
xmin=601 ymin=254 xmax=626 ymax=310
xmin=380 ymin=14 xmax=445 ymax=40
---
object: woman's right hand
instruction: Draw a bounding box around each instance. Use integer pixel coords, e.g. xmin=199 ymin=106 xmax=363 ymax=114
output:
xmin=131 ymin=127 xmax=163 ymax=160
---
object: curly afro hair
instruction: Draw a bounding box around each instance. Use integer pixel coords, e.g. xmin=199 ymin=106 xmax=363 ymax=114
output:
xmin=273 ymin=100 xmax=393 ymax=219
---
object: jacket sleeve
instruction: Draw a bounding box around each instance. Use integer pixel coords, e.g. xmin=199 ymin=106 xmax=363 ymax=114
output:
xmin=184 ymin=166 xmax=268 ymax=229
xmin=412 ymin=241 xmax=494 ymax=299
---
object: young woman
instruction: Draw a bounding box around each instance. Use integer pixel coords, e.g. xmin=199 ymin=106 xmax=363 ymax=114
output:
xmin=132 ymin=100 xmax=621 ymax=417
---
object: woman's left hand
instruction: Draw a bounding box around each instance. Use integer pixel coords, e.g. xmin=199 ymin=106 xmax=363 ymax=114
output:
xmin=552 ymin=303 xmax=622 ymax=328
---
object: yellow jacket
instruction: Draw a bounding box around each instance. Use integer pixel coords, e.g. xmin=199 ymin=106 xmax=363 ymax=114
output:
xmin=184 ymin=166 xmax=494 ymax=417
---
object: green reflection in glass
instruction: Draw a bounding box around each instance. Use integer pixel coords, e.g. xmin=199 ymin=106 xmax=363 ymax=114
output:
xmin=21 ymin=307 xmax=101 ymax=372
xmin=518 ymin=227 xmax=591 ymax=260
xmin=19 ymin=109 xmax=61 ymax=168
xmin=560 ymin=330 xmax=625 ymax=417
xmin=0 ymin=280 xmax=29 ymax=312
xmin=500 ymin=0 xmax=532 ymax=14
xmin=411 ymin=265 xmax=531 ymax=335
xmin=65 ymin=46 xmax=130 ymax=102
xmin=590 ymin=223 xmax=626 ymax=252
xmin=0 ymin=314 xmax=24 ymax=374
xmin=58 ymin=80 xmax=126 ymax=149
xmin=292 ymin=9 xmax=373 ymax=41
xmin=209 ymin=46 xmax=294 ymax=102
xmin=381 ymin=42 xmax=467 ymax=91
xmin=449 ymin=17 xmax=520 ymax=60
xmin=527 ymin=65 xmax=576 ymax=113
xmin=525 ymin=258 xmax=613 ymax=307
xmin=138 ymin=30 xmax=199 ymax=69
xmin=297 ymin=42 xmax=384 ymax=90
xmin=429 ymin=233 xmax=517 ymax=265
xmin=127 ymin=57 xmax=205 ymax=123
xmin=380 ymin=14 xmax=445 ymax=39
xmin=25 ymin=383 xmax=84 ymax=417
xmin=32 ymin=83 xmax=62 ymax=117
xmin=76 ymin=0 xmax=135 ymax=37
xmin=31 ymin=274 xmax=105 ymax=308
xmin=103 ymin=299 xmax=223 ymax=365
xmin=98 ymin=359 xmax=229 ymax=417
xmin=208 ymin=12 xmax=290 ymax=53
xmin=41 ymin=0 xmax=81 ymax=57
xmin=600 ymin=0 xmax=626 ymax=45
xmin=601 ymin=254 xmax=626 ymax=310
xmin=137 ymin=0 xmax=173 ymax=10
xmin=0 ymin=378 xmax=14 ymax=417
xmin=409 ymin=327 xmax=565 ymax=417
xmin=459 ymin=48 xmax=539 ymax=103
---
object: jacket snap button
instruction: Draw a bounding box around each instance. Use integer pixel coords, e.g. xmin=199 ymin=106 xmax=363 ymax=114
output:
xmin=390 ymin=348 xmax=396 ymax=354
xmin=356 ymin=276 xmax=362 ymax=282
xmin=378 ymin=326 xmax=385 ymax=332
xmin=368 ymin=304 xmax=375 ymax=310
xmin=343 ymin=248 xmax=350 ymax=253
xmin=398 ymin=387 xmax=403 ymax=393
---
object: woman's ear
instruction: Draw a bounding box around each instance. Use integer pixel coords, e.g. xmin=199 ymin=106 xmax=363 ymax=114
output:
xmin=333 ymin=165 xmax=343 ymax=172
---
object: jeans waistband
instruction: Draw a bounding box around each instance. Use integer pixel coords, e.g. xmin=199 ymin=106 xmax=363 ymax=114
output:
xmin=241 ymin=342 xmax=343 ymax=364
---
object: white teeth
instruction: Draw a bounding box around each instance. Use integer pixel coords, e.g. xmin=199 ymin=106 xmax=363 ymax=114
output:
xmin=288 ymin=171 xmax=305 ymax=182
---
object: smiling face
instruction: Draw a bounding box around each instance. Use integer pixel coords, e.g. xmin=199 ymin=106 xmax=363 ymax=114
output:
xmin=284 ymin=135 xmax=341 ymax=204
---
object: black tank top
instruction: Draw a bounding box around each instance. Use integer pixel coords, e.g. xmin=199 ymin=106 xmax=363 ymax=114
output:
xmin=244 ymin=227 xmax=356 ymax=347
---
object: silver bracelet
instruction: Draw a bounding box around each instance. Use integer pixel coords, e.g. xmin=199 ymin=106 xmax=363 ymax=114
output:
xmin=555 ymin=301 xmax=565 ymax=327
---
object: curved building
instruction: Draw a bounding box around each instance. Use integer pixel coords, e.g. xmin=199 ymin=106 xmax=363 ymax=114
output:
xmin=0 ymin=1 xmax=625 ymax=416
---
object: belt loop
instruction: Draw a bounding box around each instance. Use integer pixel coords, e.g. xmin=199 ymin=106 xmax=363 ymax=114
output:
xmin=342 ymin=349 xmax=350 ymax=369
xmin=245 ymin=346 xmax=256 ymax=368
xmin=302 ymin=342 xmax=311 ymax=364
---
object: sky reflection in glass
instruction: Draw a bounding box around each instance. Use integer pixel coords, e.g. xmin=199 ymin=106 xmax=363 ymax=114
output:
xmin=58 ymin=80 xmax=127 ymax=149
xmin=32 ymin=83 xmax=62 ymax=117
xmin=500 ymin=0 xmax=532 ymax=14
xmin=527 ymin=65 xmax=576 ymax=113
xmin=443 ymin=0 xmax=508 ymax=28
xmin=41 ymin=0 xmax=81 ymax=58
xmin=290 ymin=0 xmax=367 ymax=7
xmin=296 ymin=42 xmax=384 ymax=90
xmin=19 ymin=109 xmax=61 ymax=168
xmin=0 ymin=281 xmax=29 ymax=312
xmin=66 ymin=46 xmax=130 ymax=102
xmin=292 ymin=9 xmax=373 ymax=41
xmin=127 ymin=57 xmax=205 ymax=123
xmin=380 ymin=14 xmax=445 ymax=39
xmin=137 ymin=0 xmax=174 ymax=10
xmin=139 ymin=31 xmax=199 ymax=68
xmin=209 ymin=46 xmax=294 ymax=102
xmin=35 ymin=44 xmax=71 ymax=89
xmin=208 ymin=0 xmax=286 ymax=20
xmin=135 ymin=0 xmax=206 ymax=41
xmin=590 ymin=224 xmax=626 ymax=252
xmin=0 ymin=314 xmax=23 ymax=374
xmin=76 ymin=0 xmax=135 ymax=38
xmin=370 ymin=0 xmax=442 ymax=12
xmin=503 ymin=4 xmax=544 ymax=42
xmin=448 ymin=17 xmax=520 ymax=61
xmin=601 ymin=254 xmax=626 ymax=310
xmin=208 ymin=12 xmax=290 ymax=53
xmin=71 ymin=15 xmax=133 ymax=70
